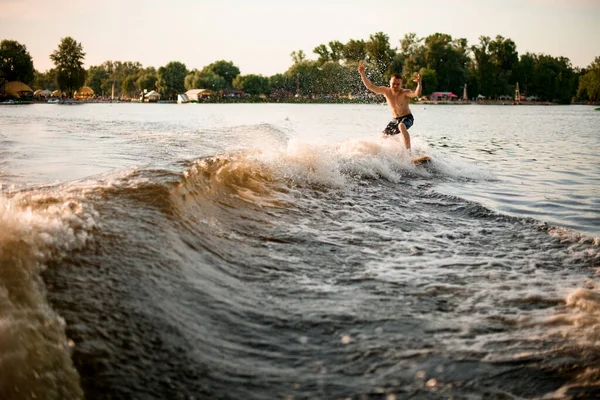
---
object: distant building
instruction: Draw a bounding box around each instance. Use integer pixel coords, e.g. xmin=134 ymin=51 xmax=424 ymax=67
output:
xmin=431 ymin=92 xmax=457 ymax=100
xmin=145 ymin=90 xmax=160 ymax=102
xmin=185 ymin=89 xmax=215 ymax=101
xmin=74 ymin=86 xmax=94 ymax=99
xmin=221 ymin=88 xmax=245 ymax=98
xmin=3 ymin=81 xmax=33 ymax=99
xmin=34 ymin=89 xmax=52 ymax=98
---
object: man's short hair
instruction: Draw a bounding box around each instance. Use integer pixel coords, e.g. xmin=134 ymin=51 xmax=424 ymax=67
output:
xmin=391 ymin=74 xmax=402 ymax=80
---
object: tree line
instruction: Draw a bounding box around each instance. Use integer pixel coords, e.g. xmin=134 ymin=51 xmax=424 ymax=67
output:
xmin=1 ymin=33 xmax=599 ymax=104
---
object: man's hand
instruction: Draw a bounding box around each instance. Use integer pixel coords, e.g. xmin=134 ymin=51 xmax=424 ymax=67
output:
xmin=358 ymin=61 xmax=365 ymax=74
xmin=413 ymin=73 xmax=422 ymax=84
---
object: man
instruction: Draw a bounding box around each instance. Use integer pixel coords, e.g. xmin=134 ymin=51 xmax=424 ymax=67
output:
xmin=358 ymin=61 xmax=421 ymax=150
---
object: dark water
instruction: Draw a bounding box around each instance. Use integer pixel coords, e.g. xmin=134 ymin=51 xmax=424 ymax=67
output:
xmin=0 ymin=104 xmax=599 ymax=399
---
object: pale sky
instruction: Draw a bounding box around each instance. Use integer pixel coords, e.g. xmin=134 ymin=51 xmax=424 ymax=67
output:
xmin=1 ymin=0 xmax=599 ymax=75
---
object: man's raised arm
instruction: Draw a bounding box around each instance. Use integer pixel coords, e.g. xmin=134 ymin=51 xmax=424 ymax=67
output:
xmin=406 ymin=73 xmax=422 ymax=98
xmin=358 ymin=61 xmax=386 ymax=94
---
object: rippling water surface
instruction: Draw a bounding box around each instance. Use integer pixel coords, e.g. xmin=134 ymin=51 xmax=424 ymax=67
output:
xmin=0 ymin=103 xmax=598 ymax=399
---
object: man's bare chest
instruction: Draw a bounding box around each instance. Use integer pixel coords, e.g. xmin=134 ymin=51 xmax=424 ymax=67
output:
xmin=387 ymin=92 xmax=408 ymax=104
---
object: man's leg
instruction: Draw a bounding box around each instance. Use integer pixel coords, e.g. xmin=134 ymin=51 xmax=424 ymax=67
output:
xmin=399 ymin=123 xmax=411 ymax=150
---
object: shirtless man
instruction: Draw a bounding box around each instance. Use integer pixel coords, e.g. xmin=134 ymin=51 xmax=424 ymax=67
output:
xmin=358 ymin=61 xmax=422 ymax=150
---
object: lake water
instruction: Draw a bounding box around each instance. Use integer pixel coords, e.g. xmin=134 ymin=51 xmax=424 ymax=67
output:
xmin=0 ymin=103 xmax=599 ymax=399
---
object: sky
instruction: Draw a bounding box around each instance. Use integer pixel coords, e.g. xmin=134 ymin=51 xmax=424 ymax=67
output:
xmin=1 ymin=0 xmax=599 ymax=76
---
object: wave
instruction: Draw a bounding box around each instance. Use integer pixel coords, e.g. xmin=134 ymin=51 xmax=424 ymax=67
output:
xmin=177 ymin=134 xmax=493 ymax=193
xmin=3 ymin=127 xmax=598 ymax=399
xmin=0 ymin=189 xmax=97 ymax=400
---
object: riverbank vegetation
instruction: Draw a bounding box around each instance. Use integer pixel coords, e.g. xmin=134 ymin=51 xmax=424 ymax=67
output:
xmin=1 ymin=33 xmax=599 ymax=104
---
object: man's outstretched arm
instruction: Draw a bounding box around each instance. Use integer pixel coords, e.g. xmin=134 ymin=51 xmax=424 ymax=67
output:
xmin=358 ymin=61 xmax=386 ymax=94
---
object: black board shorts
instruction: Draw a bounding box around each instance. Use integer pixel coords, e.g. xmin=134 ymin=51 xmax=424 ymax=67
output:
xmin=383 ymin=114 xmax=414 ymax=135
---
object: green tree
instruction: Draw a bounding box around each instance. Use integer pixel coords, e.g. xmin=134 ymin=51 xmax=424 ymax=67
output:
xmin=202 ymin=60 xmax=240 ymax=87
xmin=156 ymin=61 xmax=187 ymax=100
xmin=200 ymin=71 xmax=227 ymax=91
xmin=516 ymin=53 xmax=536 ymax=97
xmin=112 ymin=61 xmax=142 ymax=91
xmin=329 ymin=41 xmax=345 ymax=62
xmin=345 ymin=61 xmax=368 ymax=97
xmin=449 ymin=38 xmax=470 ymax=94
xmin=291 ymin=50 xmax=307 ymax=64
xmin=418 ymin=67 xmax=438 ymax=95
xmin=285 ymin=60 xmax=321 ymax=96
xmin=33 ymin=69 xmax=58 ymax=91
xmin=318 ymin=61 xmax=354 ymax=96
xmin=465 ymin=57 xmax=480 ymax=100
xmin=532 ymin=54 xmax=576 ymax=103
xmin=50 ymin=37 xmax=86 ymax=97
xmin=342 ymin=39 xmax=367 ymax=63
xmin=400 ymin=33 xmax=426 ymax=84
xmin=269 ymin=73 xmax=294 ymax=98
xmin=314 ymin=41 xmax=345 ymax=65
xmin=0 ymin=40 xmax=35 ymax=84
xmin=184 ymin=69 xmax=227 ymax=91
xmin=421 ymin=33 xmax=468 ymax=94
xmin=489 ymin=35 xmax=519 ymax=95
xmin=232 ymin=74 xmax=270 ymax=96
xmin=85 ymin=65 xmax=109 ymax=95
xmin=471 ymin=36 xmax=495 ymax=97
xmin=94 ymin=61 xmax=116 ymax=96
xmin=578 ymin=56 xmax=600 ymax=102
xmin=136 ymin=67 xmax=157 ymax=95
xmin=388 ymin=53 xmax=404 ymax=77
xmin=313 ymin=44 xmax=330 ymax=64
xmin=365 ymin=32 xmax=396 ymax=80
xmin=122 ymin=75 xmax=138 ymax=98
xmin=401 ymin=31 xmax=472 ymax=97
xmin=184 ymin=69 xmax=200 ymax=90
xmin=96 ymin=61 xmax=143 ymax=98
xmin=86 ymin=61 xmax=118 ymax=97
xmin=400 ymin=33 xmax=423 ymax=58
xmin=489 ymin=36 xmax=519 ymax=73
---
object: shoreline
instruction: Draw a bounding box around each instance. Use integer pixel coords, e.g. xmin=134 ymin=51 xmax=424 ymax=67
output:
xmin=12 ymin=98 xmax=598 ymax=106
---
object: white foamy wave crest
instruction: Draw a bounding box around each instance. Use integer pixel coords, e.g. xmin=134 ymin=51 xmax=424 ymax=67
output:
xmin=253 ymin=134 xmax=496 ymax=188
xmin=427 ymin=152 xmax=496 ymax=181
xmin=539 ymin=225 xmax=600 ymax=267
xmin=543 ymin=284 xmax=600 ymax=345
xmin=1 ymin=194 xmax=98 ymax=260
xmin=0 ymin=190 xmax=98 ymax=399
xmin=565 ymin=286 xmax=600 ymax=335
xmin=544 ymin=225 xmax=600 ymax=247
xmin=543 ymin=283 xmax=600 ymax=397
xmin=255 ymin=138 xmax=346 ymax=187
xmin=251 ymin=136 xmax=438 ymax=187
xmin=335 ymin=136 xmax=426 ymax=182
